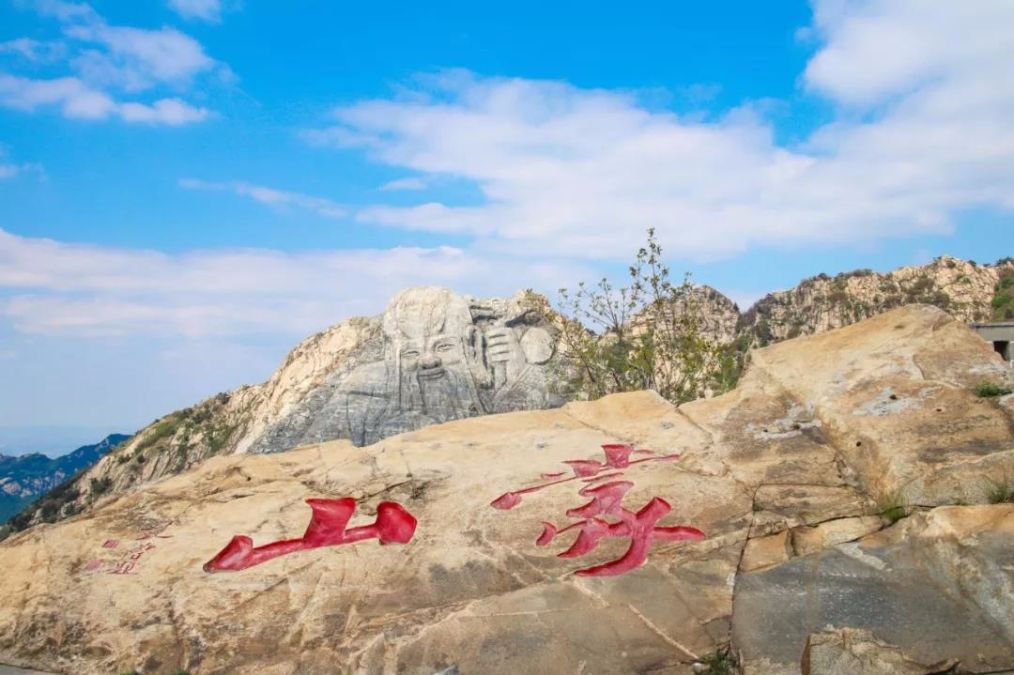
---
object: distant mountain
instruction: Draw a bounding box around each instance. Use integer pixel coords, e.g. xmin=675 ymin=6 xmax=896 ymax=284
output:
xmin=0 ymin=434 xmax=129 ymax=523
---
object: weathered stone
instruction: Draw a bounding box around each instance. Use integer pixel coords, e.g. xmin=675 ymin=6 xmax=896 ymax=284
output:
xmin=791 ymin=516 xmax=884 ymax=556
xmin=734 ymin=504 xmax=1014 ymax=674
xmin=250 ymin=287 xmax=564 ymax=450
xmin=801 ymin=628 xmax=956 ymax=675
xmin=750 ymin=305 xmax=1014 ymax=506
xmin=0 ymin=393 xmax=746 ymax=675
xmin=741 ymin=531 xmax=791 ymax=572
xmin=3 ymin=306 xmax=1014 ymax=673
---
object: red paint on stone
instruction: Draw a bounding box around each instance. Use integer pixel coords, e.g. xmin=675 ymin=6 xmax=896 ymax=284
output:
xmin=203 ymin=499 xmax=417 ymax=573
xmin=601 ymin=444 xmax=633 ymax=468
xmin=571 ymin=497 xmax=705 ymax=577
xmin=566 ymin=481 xmax=634 ymax=519
xmin=490 ymin=492 xmax=523 ymax=510
xmin=490 ymin=444 xmax=705 ymax=577
xmin=563 ymin=459 xmax=604 ymax=477
xmin=536 ymin=523 xmax=557 ymax=546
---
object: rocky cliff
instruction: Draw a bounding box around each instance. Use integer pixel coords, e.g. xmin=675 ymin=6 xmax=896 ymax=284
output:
xmin=740 ymin=255 xmax=1014 ymax=345
xmin=1 ymin=305 xmax=1012 ymax=674
xmin=9 ymin=256 xmax=1012 ymax=535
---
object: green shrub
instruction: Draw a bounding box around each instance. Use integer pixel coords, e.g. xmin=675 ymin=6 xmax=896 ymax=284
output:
xmin=90 ymin=476 xmax=113 ymax=495
xmin=878 ymin=493 xmax=908 ymax=524
xmin=697 ymin=647 xmax=737 ymax=675
xmin=553 ymin=229 xmax=743 ymax=405
xmin=993 ymin=272 xmax=1014 ymax=320
xmin=136 ymin=417 xmax=180 ymax=452
xmin=976 ymin=382 xmax=1013 ymax=398
xmin=988 ymin=482 xmax=1014 ymax=504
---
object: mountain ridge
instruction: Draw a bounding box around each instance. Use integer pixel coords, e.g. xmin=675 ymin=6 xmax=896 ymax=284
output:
xmin=5 ymin=255 xmax=1012 ymax=535
xmin=0 ymin=433 xmax=129 ymax=524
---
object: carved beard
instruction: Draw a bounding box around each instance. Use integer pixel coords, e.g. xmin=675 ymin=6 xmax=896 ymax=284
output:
xmin=404 ymin=365 xmax=484 ymax=422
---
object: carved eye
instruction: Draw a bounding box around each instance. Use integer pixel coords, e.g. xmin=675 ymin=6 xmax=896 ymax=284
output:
xmin=435 ymin=342 xmax=455 ymax=353
xmin=401 ymin=350 xmax=420 ymax=359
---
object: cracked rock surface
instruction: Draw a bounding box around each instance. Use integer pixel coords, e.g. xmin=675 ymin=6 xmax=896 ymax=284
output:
xmin=1 ymin=305 xmax=1012 ymax=674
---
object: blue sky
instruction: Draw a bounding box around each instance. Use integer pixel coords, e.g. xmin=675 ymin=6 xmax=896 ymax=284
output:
xmin=1 ymin=0 xmax=1012 ymax=453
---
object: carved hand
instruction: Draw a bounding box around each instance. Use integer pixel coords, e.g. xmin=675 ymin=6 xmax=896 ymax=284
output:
xmin=485 ymin=326 xmax=526 ymax=387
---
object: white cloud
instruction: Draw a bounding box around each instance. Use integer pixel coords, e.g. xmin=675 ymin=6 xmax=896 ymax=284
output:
xmin=0 ymin=37 xmax=66 ymax=62
xmin=66 ymin=22 xmax=216 ymax=91
xmin=302 ymin=2 xmax=1014 ymax=262
xmin=179 ymin=178 xmax=348 ymax=219
xmin=0 ymin=228 xmax=590 ymax=338
xmin=0 ymin=73 xmax=209 ymax=124
xmin=119 ymin=98 xmax=210 ymax=125
xmin=0 ymin=161 xmax=44 ymax=180
xmin=0 ymin=73 xmax=114 ymax=118
xmin=0 ymin=1 xmax=221 ymax=124
xmin=804 ymin=0 xmax=1014 ymax=106
xmin=0 ymin=147 xmax=44 ymax=181
xmin=380 ymin=177 xmax=428 ymax=191
xmin=168 ymin=0 xmax=222 ymax=23
xmin=31 ymin=0 xmax=97 ymax=22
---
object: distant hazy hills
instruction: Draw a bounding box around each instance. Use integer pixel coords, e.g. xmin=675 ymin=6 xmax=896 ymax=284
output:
xmin=0 ymin=434 xmax=129 ymax=523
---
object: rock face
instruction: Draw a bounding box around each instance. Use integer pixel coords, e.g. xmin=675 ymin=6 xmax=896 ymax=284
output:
xmin=8 ymin=288 xmax=564 ymax=532
xmin=737 ymin=507 xmax=1014 ymax=675
xmin=15 ymin=258 xmax=1013 ymax=534
xmin=740 ymin=256 xmax=1014 ymax=345
xmin=800 ymin=628 xmax=957 ymax=675
xmin=247 ymin=286 xmax=561 ymax=452
xmin=2 ymin=305 xmax=1013 ymax=674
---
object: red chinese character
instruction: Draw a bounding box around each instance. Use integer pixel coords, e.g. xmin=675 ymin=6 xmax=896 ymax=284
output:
xmin=203 ymin=498 xmax=418 ymax=573
xmin=491 ymin=444 xmax=705 ymax=577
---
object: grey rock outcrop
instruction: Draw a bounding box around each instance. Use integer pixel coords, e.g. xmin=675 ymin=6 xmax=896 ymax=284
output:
xmin=801 ymin=628 xmax=957 ymax=675
xmin=736 ymin=507 xmax=1014 ymax=674
xmin=6 ymin=288 xmax=566 ymax=533
xmin=248 ymin=286 xmax=562 ymax=450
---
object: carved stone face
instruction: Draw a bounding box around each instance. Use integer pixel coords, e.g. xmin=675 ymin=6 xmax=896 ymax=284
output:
xmin=399 ymin=334 xmax=466 ymax=382
xmin=383 ymin=287 xmax=483 ymax=416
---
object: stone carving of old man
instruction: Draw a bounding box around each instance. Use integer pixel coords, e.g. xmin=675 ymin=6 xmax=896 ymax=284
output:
xmin=339 ymin=287 xmax=557 ymax=445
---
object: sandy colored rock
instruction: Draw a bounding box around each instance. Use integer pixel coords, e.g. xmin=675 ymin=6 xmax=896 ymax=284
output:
xmin=801 ymin=628 xmax=956 ymax=675
xmin=2 ymin=306 xmax=1014 ymax=674
xmin=0 ymin=393 xmax=751 ymax=675
xmin=750 ymin=304 xmax=1014 ymax=505
xmin=791 ymin=515 xmax=885 ymax=556
xmin=740 ymin=531 xmax=791 ymax=572
xmin=734 ymin=504 xmax=1014 ymax=674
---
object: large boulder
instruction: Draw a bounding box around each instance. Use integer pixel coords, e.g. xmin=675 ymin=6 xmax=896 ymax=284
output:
xmin=0 ymin=305 xmax=1012 ymax=674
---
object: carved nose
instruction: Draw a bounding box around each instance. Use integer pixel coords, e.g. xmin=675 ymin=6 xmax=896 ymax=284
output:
xmin=421 ymin=354 xmax=441 ymax=369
